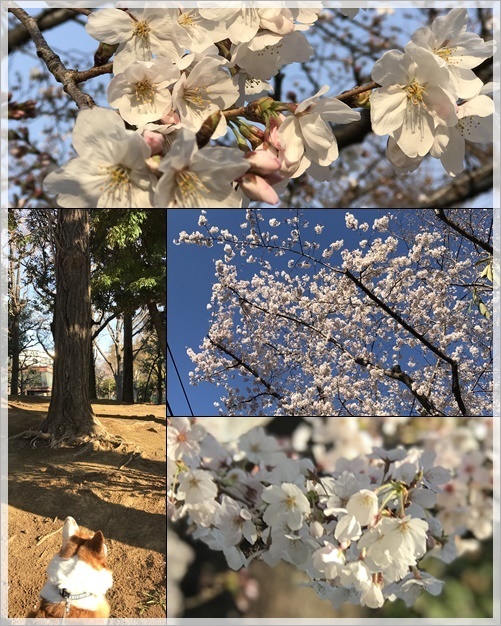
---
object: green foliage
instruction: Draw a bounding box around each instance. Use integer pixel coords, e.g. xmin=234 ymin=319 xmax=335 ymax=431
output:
xmin=91 ymin=209 xmax=166 ymax=313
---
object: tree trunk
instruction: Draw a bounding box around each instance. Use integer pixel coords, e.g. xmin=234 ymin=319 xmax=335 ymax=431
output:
xmin=147 ymin=301 xmax=166 ymax=358
xmin=89 ymin=347 xmax=97 ymax=400
xmin=41 ymin=209 xmax=99 ymax=442
xmin=122 ymin=310 xmax=134 ymax=403
xmin=156 ymin=358 xmax=163 ymax=405
xmin=9 ymin=238 xmax=20 ymax=396
xmin=10 ymin=312 xmax=20 ymax=396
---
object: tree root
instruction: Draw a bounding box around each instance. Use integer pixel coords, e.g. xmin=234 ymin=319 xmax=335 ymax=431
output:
xmin=9 ymin=427 xmax=140 ymax=456
xmin=9 ymin=430 xmax=51 ymax=447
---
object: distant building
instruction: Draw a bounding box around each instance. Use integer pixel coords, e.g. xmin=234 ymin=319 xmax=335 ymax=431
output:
xmin=26 ymin=364 xmax=53 ymax=396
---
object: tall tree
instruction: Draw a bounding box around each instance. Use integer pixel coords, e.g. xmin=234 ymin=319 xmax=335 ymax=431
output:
xmin=40 ymin=209 xmax=99 ymax=442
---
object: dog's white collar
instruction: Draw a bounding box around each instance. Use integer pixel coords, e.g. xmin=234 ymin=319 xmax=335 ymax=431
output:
xmin=40 ymin=582 xmax=103 ymax=612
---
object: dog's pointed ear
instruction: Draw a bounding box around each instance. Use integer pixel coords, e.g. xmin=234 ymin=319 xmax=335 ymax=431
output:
xmin=62 ymin=517 xmax=79 ymax=547
xmin=88 ymin=530 xmax=106 ymax=557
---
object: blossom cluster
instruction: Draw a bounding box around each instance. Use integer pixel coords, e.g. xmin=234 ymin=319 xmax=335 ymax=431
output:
xmin=179 ymin=209 xmax=492 ymax=418
xmin=42 ymin=6 xmax=494 ymax=208
xmin=167 ymin=417 xmax=493 ymax=614
xmin=369 ymin=8 xmax=495 ymax=176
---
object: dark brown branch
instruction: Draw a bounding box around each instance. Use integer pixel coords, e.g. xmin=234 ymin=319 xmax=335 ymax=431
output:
xmin=207 ymin=334 xmax=283 ymax=401
xmin=418 ymin=163 xmax=493 ymax=211
xmin=434 ymin=208 xmax=493 ymax=256
xmin=9 ymin=7 xmax=95 ymax=110
xmin=344 ymin=270 xmax=467 ymax=416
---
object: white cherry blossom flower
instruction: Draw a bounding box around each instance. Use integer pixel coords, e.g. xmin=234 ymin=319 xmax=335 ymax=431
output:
xmin=278 ymin=85 xmax=361 ymax=167
xmin=177 ymin=469 xmax=218 ymax=504
xmin=215 ymin=495 xmax=257 ymax=547
xmin=262 ymin=482 xmax=310 ymax=530
xmin=238 ymin=426 xmax=280 ymax=465
xmin=408 ymin=8 xmax=495 ymax=98
xmin=43 ymin=107 xmax=154 ymax=208
xmin=86 ymin=8 xmax=181 ymax=75
xmin=163 ymin=8 xmax=229 ymax=53
xmin=154 ymin=128 xmax=249 ymax=208
xmin=346 ymin=489 xmax=379 ymax=526
xmin=430 ymin=90 xmax=494 ymax=176
xmin=371 ymin=46 xmax=458 ymax=158
xmin=107 ymin=59 xmax=179 ymax=126
xmin=232 ymin=31 xmax=313 ymax=80
xmin=199 ymin=7 xmax=294 ymax=43
xmin=167 ymin=417 xmax=206 ymax=461
xmin=172 ymin=57 xmax=239 ymax=133
xmin=334 ymin=514 xmax=362 ymax=545
xmin=312 ymin=541 xmax=346 ymax=578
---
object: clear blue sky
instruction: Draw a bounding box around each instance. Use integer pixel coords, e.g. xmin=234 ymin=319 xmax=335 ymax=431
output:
xmin=167 ymin=209 xmax=386 ymax=417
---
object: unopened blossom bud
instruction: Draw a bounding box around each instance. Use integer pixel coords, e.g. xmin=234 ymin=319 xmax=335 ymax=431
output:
xmin=239 ymin=124 xmax=265 ymax=149
xmin=196 ymin=110 xmax=222 ymax=148
xmin=310 ymin=520 xmax=324 ymax=539
xmin=245 ymin=150 xmax=281 ymax=175
xmin=356 ymin=91 xmax=371 ymax=108
xmin=142 ymin=130 xmax=165 ymax=156
xmin=239 ymin=172 xmax=279 ymax=205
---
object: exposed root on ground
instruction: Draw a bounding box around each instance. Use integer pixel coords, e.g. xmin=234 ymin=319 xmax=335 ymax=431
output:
xmin=9 ymin=427 xmax=141 ymax=456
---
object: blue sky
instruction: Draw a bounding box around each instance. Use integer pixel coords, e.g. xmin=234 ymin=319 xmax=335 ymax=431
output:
xmin=167 ymin=208 xmax=386 ymax=416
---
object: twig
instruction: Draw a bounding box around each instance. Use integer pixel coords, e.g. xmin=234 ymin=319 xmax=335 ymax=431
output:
xmin=8 ymin=6 xmax=95 ymax=110
xmin=333 ymin=81 xmax=380 ymax=103
xmin=36 ymin=525 xmax=63 ymax=546
xmin=119 ymin=452 xmax=141 ymax=470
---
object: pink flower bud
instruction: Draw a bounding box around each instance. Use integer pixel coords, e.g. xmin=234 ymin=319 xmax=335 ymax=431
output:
xmin=245 ymin=150 xmax=281 ymax=175
xmin=239 ymin=173 xmax=279 ymax=205
xmin=142 ymin=130 xmax=165 ymax=156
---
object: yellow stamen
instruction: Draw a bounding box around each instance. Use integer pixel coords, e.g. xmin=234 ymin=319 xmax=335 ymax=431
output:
xmin=406 ymin=79 xmax=427 ymax=106
xmin=135 ymin=79 xmax=155 ymax=104
xmin=184 ymin=87 xmax=210 ymax=109
xmin=133 ymin=20 xmax=151 ymax=40
xmin=100 ymin=164 xmax=131 ymax=201
xmin=175 ymin=170 xmax=208 ymax=206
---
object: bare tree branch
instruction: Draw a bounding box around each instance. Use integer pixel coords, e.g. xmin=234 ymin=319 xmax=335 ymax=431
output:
xmin=433 ymin=208 xmax=493 ymax=255
xmin=9 ymin=6 xmax=95 ymax=110
xmin=8 ymin=8 xmax=84 ymax=53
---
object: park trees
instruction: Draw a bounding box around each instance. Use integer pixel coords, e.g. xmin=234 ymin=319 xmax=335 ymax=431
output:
xmin=6 ymin=5 xmax=495 ymax=209
xmin=8 ymin=208 xmax=166 ymax=447
xmin=176 ymin=208 xmax=493 ymax=417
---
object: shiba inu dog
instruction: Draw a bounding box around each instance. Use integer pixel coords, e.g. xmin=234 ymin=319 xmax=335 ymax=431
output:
xmin=28 ymin=516 xmax=113 ymax=618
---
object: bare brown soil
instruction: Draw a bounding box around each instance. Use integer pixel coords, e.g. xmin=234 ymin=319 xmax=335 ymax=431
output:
xmin=7 ymin=396 xmax=166 ymax=619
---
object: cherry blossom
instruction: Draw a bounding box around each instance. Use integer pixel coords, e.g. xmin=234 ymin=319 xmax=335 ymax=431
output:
xmin=167 ymin=416 xmax=493 ymax=614
xmin=278 ymin=85 xmax=361 ymax=167
xmin=85 ymin=8 xmax=180 ymax=75
xmin=154 ymin=128 xmax=249 ymax=208
xmin=107 ymin=59 xmax=180 ymax=126
xmin=408 ymin=8 xmax=496 ymax=98
xmin=40 ymin=6 xmax=494 ymax=208
xmin=43 ymin=107 xmax=154 ymax=208
xmin=371 ymin=46 xmax=457 ymax=158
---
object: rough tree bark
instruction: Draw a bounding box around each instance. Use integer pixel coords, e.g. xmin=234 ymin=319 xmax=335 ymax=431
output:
xmin=40 ymin=209 xmax=101 ymax=442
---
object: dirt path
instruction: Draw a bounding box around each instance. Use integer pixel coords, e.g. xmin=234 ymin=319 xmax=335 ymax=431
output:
xmin=7 ymin=397 xmax=166 ymax=619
